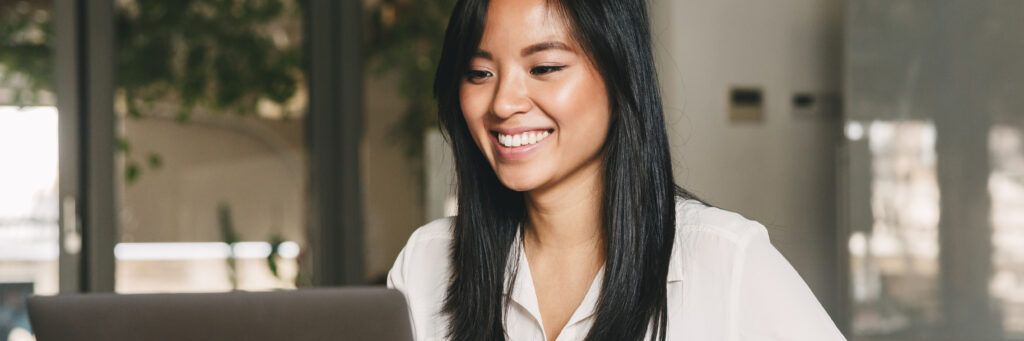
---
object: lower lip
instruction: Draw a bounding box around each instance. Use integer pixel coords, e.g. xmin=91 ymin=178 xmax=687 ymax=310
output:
xmin=490 ymin=131 xmax=553 ymax=161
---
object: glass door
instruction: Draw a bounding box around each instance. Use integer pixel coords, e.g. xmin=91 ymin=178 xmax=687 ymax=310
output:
xmin=111 ymin=0 xmax=309 ymax=293
xmin=0 ymin=1 xmax=61 ymax=339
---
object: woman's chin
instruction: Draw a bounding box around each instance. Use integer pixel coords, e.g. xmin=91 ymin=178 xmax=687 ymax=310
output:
xmin=495 ymin=171 xmax=546 ymax=193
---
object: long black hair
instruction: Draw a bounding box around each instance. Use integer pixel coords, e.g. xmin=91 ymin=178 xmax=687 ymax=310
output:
xmin=434 ymin=0 xmax=703 ymax=339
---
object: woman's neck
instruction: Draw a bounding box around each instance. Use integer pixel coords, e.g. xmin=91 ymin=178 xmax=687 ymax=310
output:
xmin=523 ymin=159 xmax=604 ymax=254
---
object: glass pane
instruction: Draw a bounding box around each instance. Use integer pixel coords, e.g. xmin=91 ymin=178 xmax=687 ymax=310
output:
xmin=113 ymin=0 xmax=307 ymax=293
xmin=846 ymin=1 xmax=1024 ymax=339
xmin=847 ymin=120 xmax=941 ymax=338
xmin=0 ymin=0 xmax=59 ymax=339
xmin=991 ymin=125 xmax=1024 ymax=337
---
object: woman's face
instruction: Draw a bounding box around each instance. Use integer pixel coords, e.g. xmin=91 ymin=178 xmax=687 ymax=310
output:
xmin=460 ymin=0 xmax=610 ymax=193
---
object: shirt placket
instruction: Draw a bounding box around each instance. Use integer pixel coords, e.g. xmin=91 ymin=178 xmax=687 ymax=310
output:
xmin=506 ymin=229 xmax=605 ymax=341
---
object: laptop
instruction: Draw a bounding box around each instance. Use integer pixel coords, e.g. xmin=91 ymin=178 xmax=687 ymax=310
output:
xmin=27 ymin=287 xmax=413 ymax=341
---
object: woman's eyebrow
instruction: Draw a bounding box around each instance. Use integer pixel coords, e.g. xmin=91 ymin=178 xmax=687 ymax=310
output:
xmin=473 ymin=50 xmax=493 ymax=60
xmin=521 ymin=41 xmax=572 ymax=57
xmin=473 ymin=41 xmax=572 ymax=60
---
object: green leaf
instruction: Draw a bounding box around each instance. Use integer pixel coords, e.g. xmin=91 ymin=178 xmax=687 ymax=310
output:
xmin=146 ymin=153 xmax=163 ymax=169
xmin=117 ymin=137 xmax=132 ymax=154
xmin=125 ymin=161 xmax=141 ymax=185
xmin=266 ymin=233 xmax=286 ymax=279
xmin=217 ymin=203 xmax=240 ymax=245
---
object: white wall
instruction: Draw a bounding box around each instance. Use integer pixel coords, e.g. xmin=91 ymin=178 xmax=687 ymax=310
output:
xmin=121 ymin=117 xmax=306 ymax=244
xmin=651 ymin=0 xmax=843 ymax=315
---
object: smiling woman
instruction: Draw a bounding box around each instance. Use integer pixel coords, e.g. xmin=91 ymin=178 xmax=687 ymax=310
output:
xmin=387 ymin=0 xmax=846 ymax=340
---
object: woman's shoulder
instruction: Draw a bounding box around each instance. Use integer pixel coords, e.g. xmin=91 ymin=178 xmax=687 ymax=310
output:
xmin=669 ymin=196 xmax=775 ymax=281
xmin=398 ymin=198 xmax=771 ymax=255
xmin=386 ymin=217 xmax=455 ymax=299
xmin=672 ymin=197 xmax=845 ymax=339
xmin=389 ymin=216 xmax=456 ymax=276
xmin=387 ymin=217 xmax=456 ymax=339
xmin=395 ymin=198 xmax=774 ymax=263
xmin=393 ymin=198 xmax=776 ymax=281
xmin=674 ymin=197 xmax=770 ymax=244
xmin=405 ymin=216 xmax=457 ymax=244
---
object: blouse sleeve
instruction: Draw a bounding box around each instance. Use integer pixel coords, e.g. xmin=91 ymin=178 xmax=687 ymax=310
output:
xmin=385 ymin=219 xmax=454 ymax=341
xmin=387 ymin=233 xmax=420 ymax=340
xmin=735 ymin=227 xmax=847 ymax=340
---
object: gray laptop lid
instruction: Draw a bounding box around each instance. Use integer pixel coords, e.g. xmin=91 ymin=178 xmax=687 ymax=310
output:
xmin=27 ymin=287 xmax=413 ymax=341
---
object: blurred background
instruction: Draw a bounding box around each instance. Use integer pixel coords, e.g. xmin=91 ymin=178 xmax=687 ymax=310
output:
xmin=0 ymin=0 xmax=1021 ymax=340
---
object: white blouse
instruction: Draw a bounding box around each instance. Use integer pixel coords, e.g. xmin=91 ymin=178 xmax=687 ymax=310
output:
xmin=388 ymin=198 xmax=847 ymax=340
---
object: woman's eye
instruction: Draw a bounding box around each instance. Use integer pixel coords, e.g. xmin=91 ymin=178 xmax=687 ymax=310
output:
xmin=465 ymin=70 xmax=492 ymax=82
xmin=530 ymin=65 xmax=566 ymax=76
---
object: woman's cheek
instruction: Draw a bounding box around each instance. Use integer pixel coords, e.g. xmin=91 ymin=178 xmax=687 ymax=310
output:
xmin=460 ymin=87 xmax=492 ymax=151
xmin=461 ymin=85 xmax=492 ymax=119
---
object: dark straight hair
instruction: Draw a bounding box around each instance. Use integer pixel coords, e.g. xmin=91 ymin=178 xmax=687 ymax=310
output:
xmin=433 ymin=0 xmax=703 ymax=339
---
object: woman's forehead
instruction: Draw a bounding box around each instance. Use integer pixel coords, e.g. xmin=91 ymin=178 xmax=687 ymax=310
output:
xmin=478 ymin=0 xmax=572 ymax=52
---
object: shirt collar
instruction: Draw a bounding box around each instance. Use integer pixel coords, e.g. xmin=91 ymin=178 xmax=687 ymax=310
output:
xmin=667 ymin=234 xmax=684 ymax=283
xmin=669 ymin=196 xmax=699 ymax=283
xmin=506 ymin=229 xmax=607 ymax=329
xmin=507 ymin=234 xmax=543 ymax=324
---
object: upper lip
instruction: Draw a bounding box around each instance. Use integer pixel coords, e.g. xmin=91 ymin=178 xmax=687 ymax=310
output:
xmin=489 ymin=126 xmax=555 ymax=135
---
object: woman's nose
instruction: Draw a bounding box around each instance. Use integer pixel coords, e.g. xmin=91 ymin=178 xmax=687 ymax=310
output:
xmin=490 ymin=72 xmax=533 ymax=119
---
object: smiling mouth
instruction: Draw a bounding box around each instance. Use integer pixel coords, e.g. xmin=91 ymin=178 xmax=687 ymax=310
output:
xmin=493 ymin=129 xmax=555 ymax=148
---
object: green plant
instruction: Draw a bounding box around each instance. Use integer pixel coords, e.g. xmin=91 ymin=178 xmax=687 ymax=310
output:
xmin=0 ymin=0 xmax=53 ymax=106
xmin=217 ymin=202 xmax=241 ymax=289
xmin=218 ymin=203 xmax=297 ymax=289
xmin=116 ymin=0 xmax=305 ymax=184
xmin=116 ymin=0 xmax=303 ymax=121
xmin=266 ymin=233 xmax=285 ymax=280
xmin=0 ymin=0 xmax=305 ymax=185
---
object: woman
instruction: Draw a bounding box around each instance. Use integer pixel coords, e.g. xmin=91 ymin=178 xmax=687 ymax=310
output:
xmin=388 ymin=0 xmax=846 ymax=340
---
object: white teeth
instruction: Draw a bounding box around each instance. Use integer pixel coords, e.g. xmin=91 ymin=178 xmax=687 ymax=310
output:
xmin=497 ymin=130 xmax=552 ymax=148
